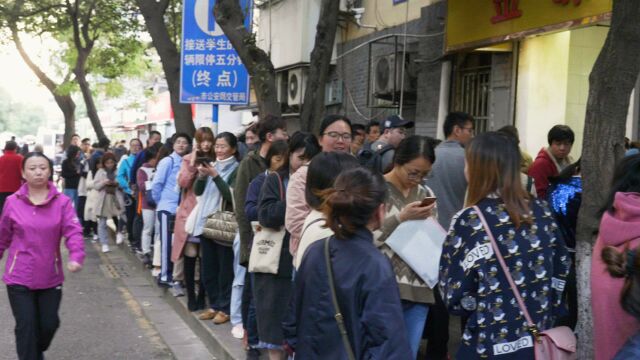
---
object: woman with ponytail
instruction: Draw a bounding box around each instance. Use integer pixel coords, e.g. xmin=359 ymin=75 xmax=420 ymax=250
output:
xmin=284 ymin=167 xmax=411 ymax=359
xmin=602 ymin=246 xmax=640 ymax=359
xmin=591 ymin=154 xmax=640 ymax=360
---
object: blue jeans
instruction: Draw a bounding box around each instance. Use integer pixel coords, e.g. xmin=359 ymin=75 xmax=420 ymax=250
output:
xmin=63 ymin=189 xmax=78 ymax=209
xmin=403 ymin=300 xmax=429 ymax=359
xmin=230 ymin=232 xmax=245 ymax=326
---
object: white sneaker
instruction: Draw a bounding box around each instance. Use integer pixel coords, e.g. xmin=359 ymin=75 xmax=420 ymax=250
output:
xmin=151 ymin=268 xmax=160 ymax=277
xmin=116 ymin=233 xmax=124 ymax=245
xmin=231 ymin=324 xmax=244 ymax=339
xmin=101 ymin=244 xmax=110 ymax=253
xmin=92 ymin=234 xmax=98 ymax=242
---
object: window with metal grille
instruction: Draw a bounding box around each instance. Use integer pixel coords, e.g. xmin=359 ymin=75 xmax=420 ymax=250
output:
xmin=452 ymin=53 xmax=492 ymax=133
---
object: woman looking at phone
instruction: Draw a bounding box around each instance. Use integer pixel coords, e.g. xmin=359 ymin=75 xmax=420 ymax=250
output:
xmin=192 ymin=132 xmax=240 ymax=325
xmin=173 ymin=127 xmax=216 ymax=310
xmin=373 ymin=135 xmax=438 ymax=358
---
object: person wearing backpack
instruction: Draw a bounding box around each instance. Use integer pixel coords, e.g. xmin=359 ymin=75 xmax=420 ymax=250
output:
xmin=365 ymin=115 xmax=414 ymax=174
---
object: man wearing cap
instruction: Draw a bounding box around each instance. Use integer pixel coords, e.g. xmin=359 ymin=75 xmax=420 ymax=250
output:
xmin=370 ymin=115 xmax=414 ymax=173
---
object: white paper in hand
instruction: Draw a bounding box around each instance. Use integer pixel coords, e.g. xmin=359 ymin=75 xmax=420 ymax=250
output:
xmin=385 ymin=218 xmax=447 ymax=288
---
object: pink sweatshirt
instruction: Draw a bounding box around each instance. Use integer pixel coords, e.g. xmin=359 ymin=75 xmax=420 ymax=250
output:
xmin=592 ymin=192 xmax=640 ymax=360
xmin=285 ymin=164 xmax=310 ymax=258
xmin=0 ymin=182 xmax=85 ymax=290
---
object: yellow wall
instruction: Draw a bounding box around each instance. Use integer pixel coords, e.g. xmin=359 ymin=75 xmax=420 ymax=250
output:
xmin=344 ymin=0 xmax=439 ymax=41
xmin=516 ymin=32 xmax=571 ymax=157
xmin=447 ymin=0 xmax=611 ymax=51
xmin=517 ymin=26 xmax=608 ymax=158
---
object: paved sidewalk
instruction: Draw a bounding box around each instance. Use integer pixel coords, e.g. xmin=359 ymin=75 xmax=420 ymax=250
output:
xmin=0 ymin=238 xmax=178 ymax=360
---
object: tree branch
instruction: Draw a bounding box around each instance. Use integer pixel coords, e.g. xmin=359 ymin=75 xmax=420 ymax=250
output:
xmin=67 ymin=0 xmax=84 ymax=51
xmin=81 ymin=0 xmax=97 ymax=46
xmin=214 ymin=0 xmax=280 ymax=118
xmin=300 ymin=0 xmax=341 ymax=132
xmin=13 ymin=4 xmax=66 ymax=19
xmin=11 ymin=26 xmax=59 ymax=94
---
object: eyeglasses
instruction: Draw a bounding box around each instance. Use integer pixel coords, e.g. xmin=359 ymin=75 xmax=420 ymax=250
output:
xmin=462 ymin=127 xmax=475 ymax=135
xmin=323 ymin=132 xmax=352 ymax=141
xmin=402 ymin=166 xmax=428 ymax=181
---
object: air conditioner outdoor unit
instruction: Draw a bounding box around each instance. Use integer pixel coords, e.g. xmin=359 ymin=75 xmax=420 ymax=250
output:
xmin=288 ymin=68 xmax=307 ymax=107
xmin=372 ymin=52 xmax=417 ymax=97
xmin=275 ymin=72 xmax=287 ymax=104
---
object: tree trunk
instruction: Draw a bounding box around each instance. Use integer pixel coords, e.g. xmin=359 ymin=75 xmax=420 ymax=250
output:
xmin=74 ymin=50 xmax=107 ymax=141
xmin=136 ymin=0 xmax=195 ymax=136
xmin=10 ymin=26 xmax=77 ymax=147
xmin=214 ymin=0 xmax=281 ymax=119
xmin=575 ymin=0 xmax=640 ymax=358
xmin=57 ymin=95 xmax=77 ymax=148
xmin=299 ymin=0 xmax=341 ymax=133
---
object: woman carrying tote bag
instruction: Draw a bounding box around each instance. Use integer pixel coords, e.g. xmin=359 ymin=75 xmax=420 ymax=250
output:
xmin=253 ymin=140 xmax=293 ymax=358
xmin=192 ymin=132 xmax=240 ymax=325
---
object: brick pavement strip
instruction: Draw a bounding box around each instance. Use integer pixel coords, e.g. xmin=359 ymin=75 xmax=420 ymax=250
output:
xmin=117 ymin=242 xmax=250 ymax=360
xmin=95 ymin=242 xmax=216 ymax=360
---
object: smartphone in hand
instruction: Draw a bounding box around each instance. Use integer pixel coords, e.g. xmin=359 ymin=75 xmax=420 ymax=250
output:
xmin=195 ymin=157 xmax=213 ymax=166
xmin=420 ymin=197 xmax=437 ymax=207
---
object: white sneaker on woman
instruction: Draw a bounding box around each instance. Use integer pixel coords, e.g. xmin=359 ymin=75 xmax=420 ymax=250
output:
xmin=231 ymin=324 xmax=244 ymax=339
xmin=116 ymin=233 xmax=124 ymax=245
xmin=101 ymin=244 xmax=110 ymax=253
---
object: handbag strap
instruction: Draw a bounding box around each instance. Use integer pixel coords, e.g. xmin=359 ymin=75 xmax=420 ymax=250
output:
xmin=274 ymin=172 xmax=285 ymax=201
xmin=472 ymin=206 xmax=539 ymax=336
xmin=324 ymin=238 xmax=356 ymax=360
xmin=301 ymin=218 xmax=324 ymax=240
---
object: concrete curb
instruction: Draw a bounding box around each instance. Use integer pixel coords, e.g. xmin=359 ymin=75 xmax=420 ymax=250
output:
xmin=119 ymin=246 xmax=247 ymax=360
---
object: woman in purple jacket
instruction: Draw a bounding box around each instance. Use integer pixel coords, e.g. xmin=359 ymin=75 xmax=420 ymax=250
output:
xmin=0 ymin=152 xmax=85 ymax=360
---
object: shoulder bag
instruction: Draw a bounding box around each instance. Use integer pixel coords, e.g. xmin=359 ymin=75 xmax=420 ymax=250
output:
xmin=202 ymin=181 xmax=237 ymax=246
xmin=473 ymin=206 xmax=576 ymax=360
xmin=248 ymin=173 xmax=287 ymax=274
xmin=324 ymin=237 xmax=356 ymax=360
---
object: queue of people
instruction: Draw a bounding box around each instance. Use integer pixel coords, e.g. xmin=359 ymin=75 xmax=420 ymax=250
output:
xmin=2 ymin=109 xmax=640 ymax=360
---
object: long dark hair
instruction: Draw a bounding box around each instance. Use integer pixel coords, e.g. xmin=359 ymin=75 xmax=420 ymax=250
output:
xmin=288 ymin=131 xmax=321 ymax=161
xmin=319 ymin=167 xmax=387 ymax=239
xmin=466 ymin=132 xmax=530 ymax=227
xmin=393 ymin=135 xmax=437 ymax=166
xmin=195 ymin=127 xmax=216 ymax=159
xmin=216 ymin=132 xmax=239 ymax=161
xmin=305 ymin=152 xmax=360 ymax=210
xmin=65 ymin=145 xmax=81 ymax=161
xmin=550 ymin=158 xmax=581 ymax=184
xmin=602 ymin=154 xmax=640 ymax=214
xmin=155 ymin=144 xmax=172 ymax=168
xmin=266 ymin=140 xmax=289 ymax=176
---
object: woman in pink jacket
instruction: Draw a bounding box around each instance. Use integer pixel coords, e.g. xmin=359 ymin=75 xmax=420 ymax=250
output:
xmin=0 ymin=152 xmax=85 ymax=360
xmin=592 ymin=154 xmax=640 ymax=360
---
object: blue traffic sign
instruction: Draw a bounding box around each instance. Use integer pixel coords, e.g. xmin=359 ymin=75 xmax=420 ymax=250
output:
xmin=180 ymin=0 xmax=252 ymax=105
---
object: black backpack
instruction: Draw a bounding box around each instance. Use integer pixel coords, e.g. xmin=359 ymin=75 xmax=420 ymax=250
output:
xmin=357 ymin=143 xmax=394 ymax=174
